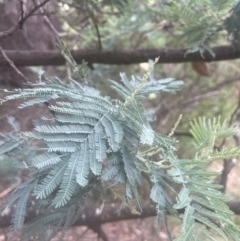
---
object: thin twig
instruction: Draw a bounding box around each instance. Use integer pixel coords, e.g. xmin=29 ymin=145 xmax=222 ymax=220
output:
xmin=214 ymin=96 xmax=240 ymax=191
xmin=218 ymin=159 xmax=237 ymax=193
xmin=87 ymin=7 xmax=102 ymax=50
xmin=0 ymin=0 xmax=51 ymax=40
xmin=93 ymin=20 xmax=102 ymax=50
xmin=19 ymin=0 xmax=26 ymax=27
xmin=33 ymin=0 xmax=59 ymax=36
xmin=218 ymin=96 xmax=240 ymax=150
xmin=0 ymin=46 xmax=29 ymax=82
xmin=156 ymin=90 xmax=224 ymax=118
xmin=203 ymin=76 xmax=240 ymax=94
xmin=180 ymin=91 xmax=222 ymax=108
xmin=0 ymin=178 xmax=21 ymax=198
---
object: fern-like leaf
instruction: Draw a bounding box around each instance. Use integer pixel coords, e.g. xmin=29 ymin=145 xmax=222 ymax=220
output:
xmin=76 ymin=144 xmax=90 ymax=187
xmin=53 ymin=154 xmax=78 ymax=208
xmin=190 ymin=117 xmax=237 ymax=151
xmin=35 ymin=160 xmax=68 ymax=199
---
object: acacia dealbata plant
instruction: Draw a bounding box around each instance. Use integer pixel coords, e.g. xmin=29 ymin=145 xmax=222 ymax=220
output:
xmin=0 ymin=57 xmax=240 ymax=241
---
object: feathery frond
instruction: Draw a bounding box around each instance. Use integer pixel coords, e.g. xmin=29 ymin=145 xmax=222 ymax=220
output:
xmin=1 ymin=64 xmax=239 ymax=241
xmin=189 ymin=117 xmax=237 ymax=151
